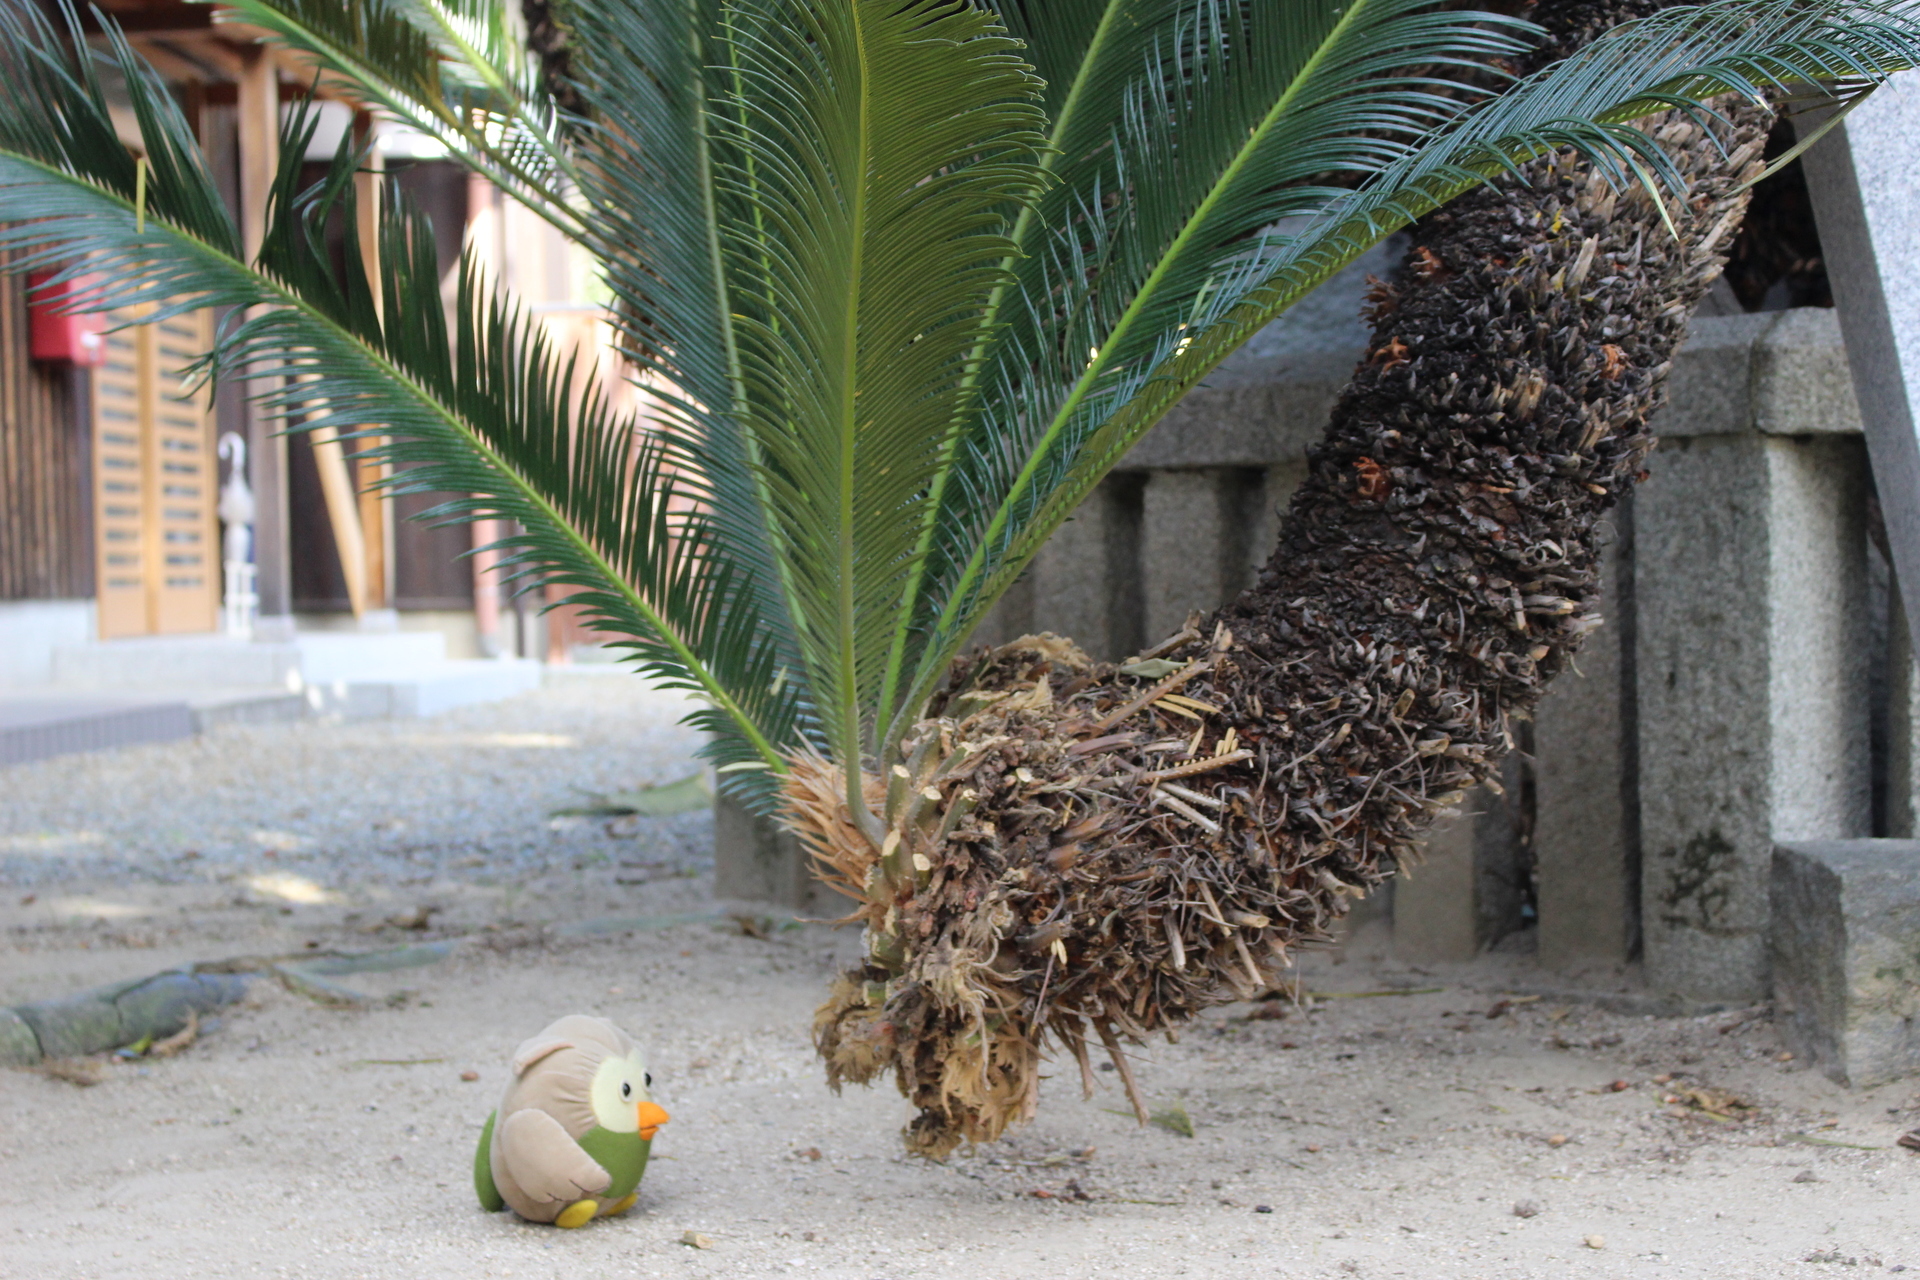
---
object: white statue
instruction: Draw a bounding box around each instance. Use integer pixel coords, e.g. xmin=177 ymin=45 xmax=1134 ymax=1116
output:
xmin=217 ymin=432 xmax=258 ymax=639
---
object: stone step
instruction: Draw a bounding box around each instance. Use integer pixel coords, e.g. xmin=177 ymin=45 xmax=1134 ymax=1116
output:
xmin=47 ymin=631 xmax=454 ymax=692
xmin=0 ymin=695 xmax=194 ymax=767
xmin=50 ymin=635 xmax=301 ymax=691
xmin=0 ymin=686 xmax=307 ymax=767
xmin=304 ymin=659 xmax=543 ymax=719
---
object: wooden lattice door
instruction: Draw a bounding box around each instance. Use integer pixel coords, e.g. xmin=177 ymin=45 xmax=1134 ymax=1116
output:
xmin=91 ymin=306 xmax=219 ymax=638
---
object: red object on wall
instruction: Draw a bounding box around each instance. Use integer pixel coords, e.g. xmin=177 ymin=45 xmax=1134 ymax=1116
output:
xmin=27 ymin=271 xmax=107 ymax=366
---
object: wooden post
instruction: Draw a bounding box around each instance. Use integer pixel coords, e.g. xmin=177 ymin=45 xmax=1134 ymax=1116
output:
xmin=467 ymin=171 xmax=506 ymax=655
xmin=236 ymin=45 xmax=291 ymax=638
xmin=352 ymin=112 xmax=393 ymax=617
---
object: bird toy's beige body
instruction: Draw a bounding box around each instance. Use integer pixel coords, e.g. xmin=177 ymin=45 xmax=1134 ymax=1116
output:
xmin=474 ymin=1015 xmax=669 ymax=1227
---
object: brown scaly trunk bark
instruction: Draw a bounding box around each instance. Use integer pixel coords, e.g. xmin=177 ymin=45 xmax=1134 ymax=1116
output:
xmin=788 ymin=13 xmax=1769 ymax=1157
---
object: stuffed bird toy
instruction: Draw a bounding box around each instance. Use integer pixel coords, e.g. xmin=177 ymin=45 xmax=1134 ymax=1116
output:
xmin=473 ymin=1015 xmax=670 ymax=1227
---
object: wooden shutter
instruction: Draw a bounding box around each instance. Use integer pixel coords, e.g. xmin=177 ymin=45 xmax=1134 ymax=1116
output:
xmin=91 ymin=306 xmax=218 ymax=638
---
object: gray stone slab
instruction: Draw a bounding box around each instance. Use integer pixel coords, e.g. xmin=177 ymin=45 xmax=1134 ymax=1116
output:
xmin=0 ymin=697 xmax=195 ymax=767
xmin=1635 ymin=432 xmax=1871 ymax=1006
xmin=1031 ymin=476 xmax=1131 ymax=662
xmin=712 ymin=790 xmax=833 ymax=914
xmin=1802 ymin=76 xmax=1920 ymax=660
xmin=1393 ymin=806 xmax=1480 ymax=964
xmin=1772 ymin=839 xmax=1920 ymax=1087
xmin=1889 ymin=592 xmax=1920 ymax=839
xmin=1139 ymin=468 xmax=1267 ymax=643
xmin=1659 ymin=310 xmax=1863 ymax=439
xmin=1535 ymin=530 xmax=1634 ymax=973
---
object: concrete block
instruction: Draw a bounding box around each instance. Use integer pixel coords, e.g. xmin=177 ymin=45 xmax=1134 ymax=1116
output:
xmin=1802 ymin=77 xmax=1920 ymax=671
xmin=0 ymin=600 xmax=94 ymax=690
xmin=1535 ymin=527 xmax=1634 ymax=971
xmin=1030 ymin=476 xmax=1137 ymax=662
xmin=1889 ymin=591 xmax=1920 ymax=838
xmin=1248 ymin=461 xmax=1308 ymax=584
xmin=0 ymin=696 xmax=195 ymax=767
xmin=713 ymin=790 xmax=834 ymax=914
xmin=52 ymin=634 xmax=303 ymax=690
xmin=1772 ymin=839 xmax=1920 ymax=1087
xmin=1636 ymin=432 xmax=1871 ymax=1006
xmin=1140 ymin=469 xmax=1266 ymax=644
xmin=1393 ymin=805 xmax=1480 ymax=964
xmin=1752 ymin=308 xmax=1865 ymax=437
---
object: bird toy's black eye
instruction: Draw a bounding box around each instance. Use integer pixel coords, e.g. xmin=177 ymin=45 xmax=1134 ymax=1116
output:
xmin=621 ymin=1081 xmax=632 ymax=1099
xmin=644 ymin=1072 xmax=653 ymax=1089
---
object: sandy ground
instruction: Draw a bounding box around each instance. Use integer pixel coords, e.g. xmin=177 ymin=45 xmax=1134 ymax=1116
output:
xmin=4 ymin=680 xmax=1919 ymax=1279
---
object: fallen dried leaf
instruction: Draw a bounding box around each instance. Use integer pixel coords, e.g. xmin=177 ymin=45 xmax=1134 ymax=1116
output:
xmin=147 ymin=1012 xmax=198 ymax=1059
xmin=380 ymin=905 xmax=439 ymax=931
xmin=795 ymin=1147 xmax=822 ymax=1161
xmin=37 ymin=1058 xmax=105 ymax=1086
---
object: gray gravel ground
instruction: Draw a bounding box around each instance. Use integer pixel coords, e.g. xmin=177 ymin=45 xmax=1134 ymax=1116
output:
xmin=1 ymin=672 xmax=713 ymax=892
xmin=4 ymin=677 xmax=1919 ymax=1279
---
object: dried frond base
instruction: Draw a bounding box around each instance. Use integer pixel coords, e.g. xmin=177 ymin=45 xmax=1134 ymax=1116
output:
xmin=789 ymin=101 xmax=1771 ymax=1158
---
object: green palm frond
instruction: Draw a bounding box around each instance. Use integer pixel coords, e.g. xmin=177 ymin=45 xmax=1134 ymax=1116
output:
xmin=556 ymin=0 xmax=811 ymax=726
xmin=0 ymin=3 xmax=800 ymax=803
xmin=212 ymin=0 xmax=585 ymax=237
xmin=884 ymin=0 xmax=1920 ymax=737
xmin=6 ymin=0 xmax=1920 ymax=816
xmin=708 ymin=0 xmax=1046 ymax=822
xmin=890 ymin=0 xmax=1538 ymax=742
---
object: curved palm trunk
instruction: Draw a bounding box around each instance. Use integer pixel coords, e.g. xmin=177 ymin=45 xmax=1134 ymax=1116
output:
xmin=791 ymin=42 xmax=1771 ymax=1158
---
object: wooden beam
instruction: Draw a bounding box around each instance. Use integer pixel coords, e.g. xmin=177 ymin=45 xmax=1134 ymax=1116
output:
xmin=236 ymin=43 xmax=292 ymax=630
xmin=353 ymin=112 xmax=393 ymax=614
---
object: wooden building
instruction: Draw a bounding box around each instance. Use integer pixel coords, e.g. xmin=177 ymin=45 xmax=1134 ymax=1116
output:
xmin=0 ymin=1 xmax=598 ymax=685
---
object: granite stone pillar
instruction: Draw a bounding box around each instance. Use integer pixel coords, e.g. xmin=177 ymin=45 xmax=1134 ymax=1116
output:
xmin=1801 ymin=74 xmax=1920 ymax=662
xmin=1635 ymin=429 xmax=1871 ymax=1006
xmin=1534 ymin=526 xmax=1636 ymax=972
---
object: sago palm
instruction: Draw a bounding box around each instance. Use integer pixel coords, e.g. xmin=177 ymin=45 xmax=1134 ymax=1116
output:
xmin=2 ymin=0 xmax=1915 ymax=1152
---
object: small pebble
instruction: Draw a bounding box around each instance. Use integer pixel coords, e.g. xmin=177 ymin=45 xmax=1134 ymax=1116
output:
xmin=681 ymin=1231 xmax=713 ymax=1249
xmin=1547 ymin=1134 xmax=1569 ymax=1148
xmin=1792 ymin=1169 xmax=1818 ymax=1184
xmin=1254 ymin=1205 xmax=1273 ymax=1214
xmin=1513 ymin=1201 xmax=1542 ymax=1219
xmin=1584 ymin=1235 xmax=1606 ymax=1250
xmin=460 ymin=1070 xmax=479 ymax=1082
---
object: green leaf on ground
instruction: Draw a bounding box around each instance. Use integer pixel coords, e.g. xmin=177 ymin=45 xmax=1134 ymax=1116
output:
xmin=1151 ymin=1103 xmax=1195 ymax=1137
xmin=552 ymin=773 xmax=712 ymax=819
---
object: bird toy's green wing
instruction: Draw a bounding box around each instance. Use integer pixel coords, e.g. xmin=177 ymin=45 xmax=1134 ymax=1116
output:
xmin=578 ymin=1128 xmax=651 ymax=1202
xmin=474 ymin=1111 xmax=504 ymax=1212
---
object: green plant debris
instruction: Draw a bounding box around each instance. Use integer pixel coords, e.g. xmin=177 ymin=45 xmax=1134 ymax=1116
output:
xmin=552 ymin=773 xmax=711 ymax=819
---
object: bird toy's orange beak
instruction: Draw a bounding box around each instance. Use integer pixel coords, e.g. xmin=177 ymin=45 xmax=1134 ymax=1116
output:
xmin=637 ymin=1100 xmax=670 ymax=1141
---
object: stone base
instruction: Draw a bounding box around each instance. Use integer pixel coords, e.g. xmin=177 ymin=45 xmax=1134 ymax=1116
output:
xmin=1771 ymin=840 xmax=1920 ymax=1087
xmin=713 ymin=791 xmax=837 ymax=914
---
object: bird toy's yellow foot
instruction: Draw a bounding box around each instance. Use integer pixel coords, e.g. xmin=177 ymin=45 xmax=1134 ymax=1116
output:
xmin=554 ymin=1200 xmax=599 ymax=1229
xmin=603 ymin=1194 xmax=638 ymax=1217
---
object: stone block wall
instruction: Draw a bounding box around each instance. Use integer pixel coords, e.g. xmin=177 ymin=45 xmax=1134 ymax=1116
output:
xmin=717 ymin=302 xmax=1920 ymax=1021
xmin=960 ymin=305 xmax=1902 ymax=1007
